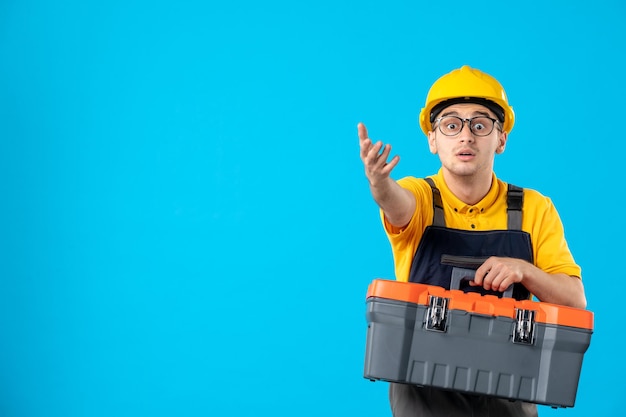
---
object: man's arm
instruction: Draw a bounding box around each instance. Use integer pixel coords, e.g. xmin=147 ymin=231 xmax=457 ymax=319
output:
xmin=472 ymin=257 xmax=587 ymax=309
xmin=358 ymin=122 xmax=416 ymax=228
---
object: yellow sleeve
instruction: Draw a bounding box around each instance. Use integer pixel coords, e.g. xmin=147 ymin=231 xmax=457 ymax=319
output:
xmin=523 ymin=190 xmax=582 ymax=279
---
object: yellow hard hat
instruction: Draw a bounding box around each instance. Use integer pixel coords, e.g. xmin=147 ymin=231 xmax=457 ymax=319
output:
xmin=419 ymin=65 xmax=515 ymax=135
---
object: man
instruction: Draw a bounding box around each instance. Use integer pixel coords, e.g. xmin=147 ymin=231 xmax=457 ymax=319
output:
xmin=358 ymin=65 xmax=586 ymax=417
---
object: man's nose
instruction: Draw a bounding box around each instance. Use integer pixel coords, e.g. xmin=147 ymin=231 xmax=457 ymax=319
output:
xmin=458 ymin=121 xmax=475 ymax=141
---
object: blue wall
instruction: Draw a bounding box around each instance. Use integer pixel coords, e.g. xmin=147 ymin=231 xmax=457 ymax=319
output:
xmin=1 ymin=1 xmax=624 ymax=415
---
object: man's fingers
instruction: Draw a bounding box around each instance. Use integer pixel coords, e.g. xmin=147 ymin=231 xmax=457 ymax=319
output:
xmin=370 ymin=142 xmax=392 ymax=168
xmin=358 ymin=123 xmax=373 ymax=160
xmin=377 ymin=142 xmax=391 ymax=160
xmin=472 ymin=269 xmax=484 ymax=286
xmin=473 ymin=259 xmax=493 ymax=286
xmin=382 ymin=155 xmax=400 ymax=173
xmin=358 ymin=123 xmax=400 ymax=179
xmin=364 ymin=140 xmax=383 ymax=161
xmin=358 ymin=122 xmax=369 ymax=141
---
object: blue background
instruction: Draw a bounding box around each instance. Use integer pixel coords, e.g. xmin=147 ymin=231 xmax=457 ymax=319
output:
xmin=1 ymin=0 xmax=624 ymax=416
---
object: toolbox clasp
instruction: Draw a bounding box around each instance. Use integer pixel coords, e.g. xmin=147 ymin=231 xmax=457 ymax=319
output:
xmin=513 ymin=308 xmax=536 ymax=344
xmin=425 ymin=295 xmax=450 ymax=332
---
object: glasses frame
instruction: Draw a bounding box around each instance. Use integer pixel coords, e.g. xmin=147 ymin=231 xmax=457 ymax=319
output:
xmin=434 ymin=115 xmax=501 ymax=137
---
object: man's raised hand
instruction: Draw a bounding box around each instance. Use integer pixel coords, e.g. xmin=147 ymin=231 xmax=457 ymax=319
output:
xmin=358 ymin=122 xmax=400 ymax=186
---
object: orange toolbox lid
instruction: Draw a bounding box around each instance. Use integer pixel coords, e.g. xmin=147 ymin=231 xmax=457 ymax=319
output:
xmin=366 ymin=279 xmax=594 ymax=331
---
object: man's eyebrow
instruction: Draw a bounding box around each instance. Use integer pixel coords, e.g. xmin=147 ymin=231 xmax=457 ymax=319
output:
xmin=440 ymin=110 xmax=492 ymax=118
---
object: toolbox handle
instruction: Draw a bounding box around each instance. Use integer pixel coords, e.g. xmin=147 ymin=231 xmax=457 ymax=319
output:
xmin=442 ymin=255 xmax=515 ymax=299
xmin=449 ymin=266 xmax=514 ymax=299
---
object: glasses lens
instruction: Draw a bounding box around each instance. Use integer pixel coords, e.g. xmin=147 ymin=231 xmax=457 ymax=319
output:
xmin=438 ymin=116 xmax=463 ymax=136
xmin=469 ymin=117 xmax=494 ymax=136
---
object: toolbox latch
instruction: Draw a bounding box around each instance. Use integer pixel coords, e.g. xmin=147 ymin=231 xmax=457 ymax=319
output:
xmin=425 ymin=295 xmax=449 ymax=332
xmin=513 ymin=308 xmax=536 ymax=345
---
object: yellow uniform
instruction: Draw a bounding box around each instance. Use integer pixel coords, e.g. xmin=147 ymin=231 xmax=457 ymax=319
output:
xmin=382 ymin=169 xmax=582 ymax=283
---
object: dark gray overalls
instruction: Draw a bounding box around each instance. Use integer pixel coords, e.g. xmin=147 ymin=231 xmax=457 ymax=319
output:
xmin=389 ymin=178 xmax=539 ymax=417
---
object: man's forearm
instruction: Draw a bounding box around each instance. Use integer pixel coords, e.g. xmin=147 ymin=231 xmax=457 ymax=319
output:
xmin=474 ymin=257 xmax=587 ymax=309
xmin=524 ymin=270 xmax=587 ymax=309
xmin=370 ymin=178 xmax=416 ymax=228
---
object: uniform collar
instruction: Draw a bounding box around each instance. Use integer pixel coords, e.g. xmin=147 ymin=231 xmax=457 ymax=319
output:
xmin=432 ymin=169 xmax=500 ymax=214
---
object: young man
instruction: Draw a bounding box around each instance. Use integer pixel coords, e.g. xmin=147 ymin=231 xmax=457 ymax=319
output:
xmin=358 ymin=65 xmax=586 ymax=417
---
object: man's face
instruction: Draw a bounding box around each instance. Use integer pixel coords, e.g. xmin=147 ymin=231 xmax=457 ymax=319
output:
xmin=427 ymin=103 xmax=507 ymax=179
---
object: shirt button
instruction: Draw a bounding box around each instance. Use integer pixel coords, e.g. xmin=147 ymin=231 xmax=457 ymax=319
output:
xmin=471 ymin=224 xmax=476 ymax=229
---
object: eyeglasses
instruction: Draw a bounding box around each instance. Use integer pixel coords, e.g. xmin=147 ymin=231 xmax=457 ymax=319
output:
xmin=434 ymin=116 xmax=501 ymax=137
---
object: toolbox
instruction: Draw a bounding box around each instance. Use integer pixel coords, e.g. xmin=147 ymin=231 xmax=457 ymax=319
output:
xmin=363 ymin=278 xmax=594 ymax=408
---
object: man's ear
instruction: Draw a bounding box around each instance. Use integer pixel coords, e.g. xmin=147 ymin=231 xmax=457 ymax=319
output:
xmin=428 ymin=131 xmax=438 ymax=154
xmin=495 ymin=131 xmax=508 ymax=154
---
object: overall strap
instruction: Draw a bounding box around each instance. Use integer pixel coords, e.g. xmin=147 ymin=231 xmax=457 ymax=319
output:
xmin=424 ymin=178 xmax=524 ymax=230
xmin=424 ymin=177 xmax=445 ymax=227
xmin=507 ymin=184 xmax=523 ymax=230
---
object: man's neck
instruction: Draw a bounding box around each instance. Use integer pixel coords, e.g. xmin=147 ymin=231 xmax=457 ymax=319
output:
xmin=442 ymin=171 xmax=493 ymax=206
